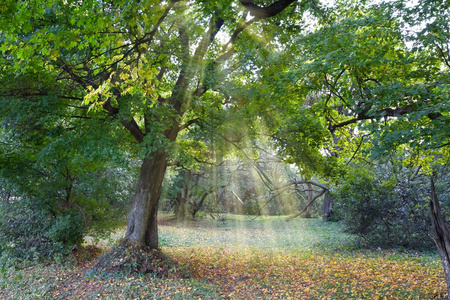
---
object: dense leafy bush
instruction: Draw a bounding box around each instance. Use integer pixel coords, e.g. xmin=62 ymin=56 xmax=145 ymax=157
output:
xmin=0 ymin=164 xmax=135 ymax=266
xmin=0 ymin=199 xmax=84 ymax=264
xmin=332 ymin=161 xmax=440 ymax=249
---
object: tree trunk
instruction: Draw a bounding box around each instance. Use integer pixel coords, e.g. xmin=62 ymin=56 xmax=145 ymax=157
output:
xmin=429 ymin=177 xmax=450 ymax=299
xmin=124 ymin=153 xmax=168 ymax=248
xmin=322 ymin=191 xmax=333 ymax=221
xmin=304 ymin=182 xmax=313 ymax=218
xmin=175 ymin=190 xmax=187 ymax=222
xmin=192 ymin=190 xmax=211 ymax=218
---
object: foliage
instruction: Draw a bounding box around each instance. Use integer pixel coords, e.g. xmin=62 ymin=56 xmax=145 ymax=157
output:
xmin=296 ymin=0 xmax=447 ymax=154
xmin=0 ymin=0 xmax=316 ymax=247
xmin=0 ymin=66 xmax=137 ymax=260
xmin=332 ymin=158 xmax=436 ymax=249
xmin=0 ymin=117 xmax=135 ymax=264
xmin=247 ymin=0 xmax=449 ymax=181
xmin=0 ymin=148 xmax=134 ymax=265
xmin=0 ymin=0 xmax=448 ymax=292
xmin=0 ymin=198 xmax=84 ymax=265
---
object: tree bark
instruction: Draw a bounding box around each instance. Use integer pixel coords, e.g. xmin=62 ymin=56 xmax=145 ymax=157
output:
xmin=175 ymin=171 xmax=191 ymax=222
xmin=322 ymin=191 xmax=333 ymax=221
xmin=429 ymin=177 xmax=450 ymax=299
xmin=175 ymin=190 xmax=187 ymax=222
xmin=124 ymin=153 xmax=168 ymax=248
xmin=304 ymin=181 xmax=313 ymax=218
xmin=192 ymin=190 xmax=211 ymax=218
xmin=239 ymin=0 xmax=296 ymax=19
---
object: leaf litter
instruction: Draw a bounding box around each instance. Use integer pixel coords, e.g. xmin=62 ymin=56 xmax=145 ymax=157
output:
xmin=0 ymin=217 xmax=446 ymax=299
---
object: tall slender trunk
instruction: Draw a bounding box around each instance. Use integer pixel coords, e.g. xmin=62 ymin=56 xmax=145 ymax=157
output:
xmin=124 ymin=153 xmax=168 ymax=248
xmin=430 ymin=177 xmax=450 ymax=299
xmin=175 ymin=190 xmax=187 ymax=222
xmin=192 ymin=190 xmax=211 ymax=218
xmin=304 ymin=181 xmax=313 ymax=218
xmin=322 ymin=191 xmax=333 ymax=221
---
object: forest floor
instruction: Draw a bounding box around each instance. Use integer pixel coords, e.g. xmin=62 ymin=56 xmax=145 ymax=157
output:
xmin=0 ymin=215 xmax=447 ymax=299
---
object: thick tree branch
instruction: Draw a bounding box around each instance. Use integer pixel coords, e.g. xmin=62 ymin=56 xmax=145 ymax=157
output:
xmin=179 ymin=118 xmax=200 ymax=131
xmin=142 ymin=1 xmax=180 ymax=47
xmin=168 ymin=25 xmax=190 ymax=114
xmin=190 ymin=14 xmax=226 ymax=98
xmin=239 ymin=0 xmax=296 ymax=19
xmin=430 ymin=176 xmax=450 ymax=296
xmin=330 ymin=105 xmax=415 ymax=130
xmin=214 ymin=0 xmax=296 ymax=68
xmin=102 ymin=98 xmax=145 ymax=143
xmin=193 ymin=14 xmax=224 ymax=62
xmin=120 ymin=119 xmax=145 ymax=143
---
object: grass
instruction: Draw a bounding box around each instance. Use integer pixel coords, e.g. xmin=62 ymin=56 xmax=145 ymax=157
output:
xmin=159 ymin=214 xmax=354 ymax=251
xmin=0 ymin=214 xmax=447 ymax=299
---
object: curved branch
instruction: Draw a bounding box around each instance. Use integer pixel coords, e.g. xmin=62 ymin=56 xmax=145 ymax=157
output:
xmin=345 ymin=134 xmax=367 ymax=165
xmin=239 ymin=0 xmax=297 ymax=19
xmin=275 ymin=179 xmax=329 ymax=191
xmin=330 ymin=105 xmax=415 ymax=130
xmin=286 ymin=188 xmax=327 ymax=220
xmin=102 ymin=98 xmax=145 ymax=143
xmin=179 ymin=118 xmax=200 ymax=131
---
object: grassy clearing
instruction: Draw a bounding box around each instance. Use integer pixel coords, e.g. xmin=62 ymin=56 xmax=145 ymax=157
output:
xmin=159 ymin=215 xmax=354 ymax=251
xmin=0 ymin=215 xmax=446 ymax=299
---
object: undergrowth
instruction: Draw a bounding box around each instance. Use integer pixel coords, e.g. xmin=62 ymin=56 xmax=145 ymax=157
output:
xmin=0 ymin=215 xmax=446 ymax=299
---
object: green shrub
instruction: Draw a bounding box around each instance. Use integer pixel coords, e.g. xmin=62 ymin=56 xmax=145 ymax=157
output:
xmin=333 ymin=162 xmax=433 ymax=249
xmin=243 ymin=197 xmax=261 ymax=215
xmin=0 ymin=198 xmax=84 ymax=265
xmin=0 ymin=158 xmax=135 ymax=265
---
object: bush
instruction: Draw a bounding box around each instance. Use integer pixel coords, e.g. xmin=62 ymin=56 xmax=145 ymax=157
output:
xmin=243 ymin=197 xmax=261 ymax=215
xmin=0 ymin=159 xmax=135 ymax=266
xmin=333 ymin=161 xmax=433 ymax=249
xmin=0 ymin=198 xmax=84 ymax=265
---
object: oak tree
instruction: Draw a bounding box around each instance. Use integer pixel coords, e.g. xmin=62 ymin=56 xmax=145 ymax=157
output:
xmin=0 ymin=0 xmax=309 ymax=248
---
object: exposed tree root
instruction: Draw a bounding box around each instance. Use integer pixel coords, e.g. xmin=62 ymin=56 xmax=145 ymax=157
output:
xmin=91 ymin=239 xmax=185 ymax=278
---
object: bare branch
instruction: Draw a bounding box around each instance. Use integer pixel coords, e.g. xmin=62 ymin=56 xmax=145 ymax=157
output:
xmin=286 ymin=188 xmax=327 ymax=220
xmin=345 ymin=134 xmax=367 ymax=165
xmin=275 ymin=179 xmax=329 ymax=191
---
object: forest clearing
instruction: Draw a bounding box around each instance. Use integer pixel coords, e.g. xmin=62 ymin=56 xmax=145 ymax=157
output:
xmin=1 ymin=216 xmax=446 ymax=299
xmin=1 ymin=0 xmax=449 ymax=298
